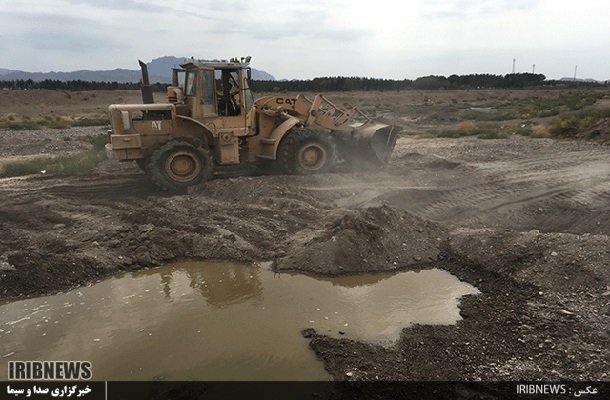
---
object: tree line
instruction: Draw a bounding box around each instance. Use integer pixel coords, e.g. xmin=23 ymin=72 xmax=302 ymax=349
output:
xmin=0 ymin=79 xmax=164 ymax=91
xmin=252 ymin=73 xmax=606 ymax=91
xmin=1 ymin=73 xmax=606 ymax=92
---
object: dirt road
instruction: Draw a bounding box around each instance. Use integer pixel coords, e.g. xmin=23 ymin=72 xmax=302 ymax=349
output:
xmin=1 ymin=124 xmax=608 ymax=382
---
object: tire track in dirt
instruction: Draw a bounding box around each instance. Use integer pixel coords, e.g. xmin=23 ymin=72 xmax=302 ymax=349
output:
xmin=296 ymin=143 xmax=610 ymax=235
xmin=5 ymin=176 xmax=157 ymax=199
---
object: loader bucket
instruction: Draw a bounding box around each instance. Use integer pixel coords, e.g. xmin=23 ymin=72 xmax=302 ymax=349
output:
xmin=347 ymin=122 xmax=400 ymax=165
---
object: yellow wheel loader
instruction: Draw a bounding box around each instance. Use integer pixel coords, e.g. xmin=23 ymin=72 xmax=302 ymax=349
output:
xmin=106 ymin=57 xmax=400 ymax=190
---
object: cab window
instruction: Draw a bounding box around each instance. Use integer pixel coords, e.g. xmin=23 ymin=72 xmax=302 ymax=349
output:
xmin=201 ymin=69 xmax=215 ymax=104
xmin=216 ymin=70 xmax=241 ymax=116
xmin=185 ymin=71 xmax=197 ymax=96
xmin=243 ymin=75 xmax=254 ymax=112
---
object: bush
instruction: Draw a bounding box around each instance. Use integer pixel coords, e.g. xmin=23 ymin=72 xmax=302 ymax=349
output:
xmin=423 ymin=122 xmax=508 ymax=139
xmin=477 ymin=131 xmax=508 ymax=139
xmin=537 ymin=109 xmax=560 ymax=118
xmin=548 ymin=108 xmax=610 ymax=137
xmin=0 ymin=116 xmax=109 ymax=131
xmin=77 ymin=134 xmax=108 ymax=150
xmin=516 ymin=124 xmax=549 ymax=138
xmin=0 ymin=134 xmax=108 ymax=178
xmin=457 ymin=120 xmax=477 ymax=131
xmin=2 ymin=121 xmax=42 ymax=130
xmin=460 ymin=109 xmax=520 ymax=121
xmin=72 ymin=117 xmax=110 ymax=127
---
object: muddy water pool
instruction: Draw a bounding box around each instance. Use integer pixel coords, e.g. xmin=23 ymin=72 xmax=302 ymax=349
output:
xmin=0 ymin=262 xmax=478 ymax=380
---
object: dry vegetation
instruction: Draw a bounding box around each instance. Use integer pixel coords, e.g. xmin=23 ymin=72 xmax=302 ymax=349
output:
xmin=2 ymin=87 xmax=609 ymax=138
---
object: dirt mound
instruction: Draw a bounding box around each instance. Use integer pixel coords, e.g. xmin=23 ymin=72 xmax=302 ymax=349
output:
xmin=449 ymin=228 xmax=610 ymax=293
xmin=578 ymin=117 xmax=610 ymax=144
xmin=276 ymin=205 xmax=446 ymax=275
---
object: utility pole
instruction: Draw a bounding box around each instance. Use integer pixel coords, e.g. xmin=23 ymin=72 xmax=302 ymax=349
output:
xmin=574 ymin=65 xmax=578 ymax=81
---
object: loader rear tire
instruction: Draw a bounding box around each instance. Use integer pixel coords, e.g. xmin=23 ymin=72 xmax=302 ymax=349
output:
xmin=277 ymin=128 xmax=337 ymax=175
xmin=147 ymin=140 xmax=213 ymax=190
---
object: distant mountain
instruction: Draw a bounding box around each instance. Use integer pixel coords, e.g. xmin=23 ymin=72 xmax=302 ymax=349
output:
xmin=147 ymin=56 xmax=275 ymax=81
xmin=0 ymin=56 xmax=275 ymax=83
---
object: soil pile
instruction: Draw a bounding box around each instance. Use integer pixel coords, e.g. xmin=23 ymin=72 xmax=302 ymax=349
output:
xmin=450 ymin=228 xmax=610 ymax=292
xmin=277 ymin=205 xmax=446 ymax=274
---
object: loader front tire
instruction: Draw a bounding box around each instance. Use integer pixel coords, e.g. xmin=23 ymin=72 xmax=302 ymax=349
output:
xmin=147 ymin=140 xmax=213 ymax=190
xmin=277 ymin=128 xmax=337 ymax=175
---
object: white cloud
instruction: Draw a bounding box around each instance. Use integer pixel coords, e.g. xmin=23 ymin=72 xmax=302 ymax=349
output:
xmin=422 ymin=0 xmax=540 ymax=18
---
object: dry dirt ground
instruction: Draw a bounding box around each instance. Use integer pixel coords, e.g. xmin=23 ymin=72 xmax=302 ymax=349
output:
xmin=0 ymin=90 xmax=609 ymax=389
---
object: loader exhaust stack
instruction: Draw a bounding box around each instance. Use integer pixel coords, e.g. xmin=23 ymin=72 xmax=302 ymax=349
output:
xmin=139 ymin=60 xmax=154 ymax=105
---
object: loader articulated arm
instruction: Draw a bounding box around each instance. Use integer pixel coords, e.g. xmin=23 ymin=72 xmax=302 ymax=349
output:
xmin=257 ymin=94 xmax=400 ymax=164
xmin=258 ymin=94 xmax=363 ymax=132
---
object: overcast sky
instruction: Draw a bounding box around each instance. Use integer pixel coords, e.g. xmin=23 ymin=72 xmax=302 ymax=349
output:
xmin=1 ymin=0 xmax=609 ymax=80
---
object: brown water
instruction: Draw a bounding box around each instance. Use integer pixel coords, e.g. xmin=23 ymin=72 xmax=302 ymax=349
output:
xmin=0 ymin=262 xmax=478 ymax=381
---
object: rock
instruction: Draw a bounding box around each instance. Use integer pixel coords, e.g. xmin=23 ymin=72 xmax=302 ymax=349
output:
xmin=301 ymin=328 xmax=316 ymax=338
xmin=139 ymin=224 xmax=154 ymax=233
xmin=137 ymin=253 xmax=152 ymax=265
xmin=0 ymin=261 xmax=16 ymax=271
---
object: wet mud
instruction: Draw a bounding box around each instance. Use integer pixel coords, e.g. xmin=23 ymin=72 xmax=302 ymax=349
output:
xmin=0 ymin=262 xmax=476 ymax=380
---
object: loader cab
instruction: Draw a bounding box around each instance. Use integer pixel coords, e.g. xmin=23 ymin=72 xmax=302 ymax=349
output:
xmin=171 ymin=58 xmax=255 ymax=165
xmin=178 ymin=60 xmax=254 ymax=123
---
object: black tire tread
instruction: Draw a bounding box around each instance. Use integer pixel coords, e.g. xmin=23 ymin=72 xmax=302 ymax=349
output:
xmin=276 ymin=128 xmax=337 ymax=175
xmin=147 ymin=139 xmax=213 ymax=190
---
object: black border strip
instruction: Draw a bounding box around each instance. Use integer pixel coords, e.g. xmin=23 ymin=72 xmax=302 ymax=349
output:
xmin=1 ymin=381 xmax=607 ymax=400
